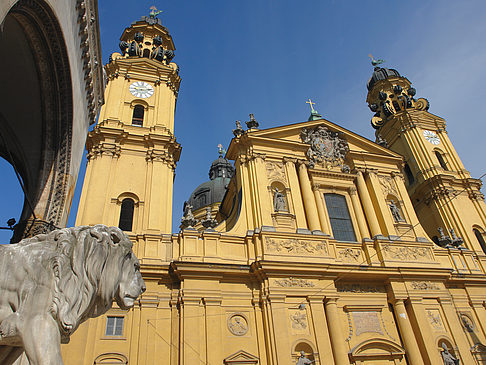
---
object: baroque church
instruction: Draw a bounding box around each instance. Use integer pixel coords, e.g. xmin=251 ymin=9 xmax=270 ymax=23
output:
xmin=60 ymin=12 xmax=486 ymax=365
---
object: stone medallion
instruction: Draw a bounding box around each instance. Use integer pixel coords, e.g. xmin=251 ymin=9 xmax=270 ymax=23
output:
xmin=227 ymin=314 xmax=249 ymax=336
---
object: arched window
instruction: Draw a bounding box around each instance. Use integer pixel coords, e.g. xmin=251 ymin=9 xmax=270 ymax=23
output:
xmin=119 ymin=198 xmax=134 ymax=231
xmin=142 ymin=48 xmax=150 ymax=58
xmin=131 ymin=105 xmax=144 ymax=126
xmin=324 ymin=193 xmax=356 ymax=242
xmin=404 ymin=163 xmax=415 ymax=185
xmin=474 ymin=228 xmax=486 ymax=254
xmin=435 ymin=151 xmax=448 ymax=170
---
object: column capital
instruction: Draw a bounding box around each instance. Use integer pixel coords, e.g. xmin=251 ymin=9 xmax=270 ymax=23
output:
xmin=348 ymin=186 xmax=357 ymax=195
xmin=283 ymin=156 xmax=297 ymax=164
xmin=312 ymin=183 xmax=321 ymax=192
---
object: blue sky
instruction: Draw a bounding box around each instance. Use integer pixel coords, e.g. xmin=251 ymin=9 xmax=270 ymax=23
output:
xmin=1 ymin=0 xmax=486 ymax=241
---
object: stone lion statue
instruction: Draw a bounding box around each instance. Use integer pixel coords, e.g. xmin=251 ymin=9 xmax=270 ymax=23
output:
xmin=0 ymin=225 xmax=145 ymax=365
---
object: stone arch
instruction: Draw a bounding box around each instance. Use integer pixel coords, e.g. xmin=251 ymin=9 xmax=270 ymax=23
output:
xmin=349 ymin=338 xmax=405 ymax=363
xmin=115 ymin=192 xmax=141 ymax=232
xmin=291 ymin=339 xmax=317 ymax=363
xmin=473 ymin=225 xmax=486 ymax=254
xmin=1 ymin=0 xmax=73 ymax=242
xmin=93 ymin=352 xmax=128 ymax=364
xmin=433 ymin=148 xmax=449 ymax=170
xmin=437 ymin=336 xmax=459 ymax=360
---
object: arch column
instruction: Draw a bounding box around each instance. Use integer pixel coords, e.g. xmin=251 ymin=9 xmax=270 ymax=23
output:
xmin=313 ymin=184 xmax=331 ymax=235
xmin=349 ymin=186 xmax=370 ymax=240
xmin=392 ymin=299 xmax=423 ymax=364
xmin=355 ymin=170 xmax=382 ymax=237
xmin=324 ymin=298 xmax=348 ymax=365
xmin=297 ymin=161 xmax=320 ymax=232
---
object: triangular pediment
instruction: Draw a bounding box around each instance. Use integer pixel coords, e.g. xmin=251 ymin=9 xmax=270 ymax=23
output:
xmin=223 ymin=350 xmax=259 ymax=364
xmin=227 ymin=118 xmax=401 ymax=160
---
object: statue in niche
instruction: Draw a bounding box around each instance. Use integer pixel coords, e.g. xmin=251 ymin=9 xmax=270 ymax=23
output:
xmin=273 ymin=188 xmax=286 ymax=212
xmin=296 ymin=351 xmax=314 ymax=364
xmin=388 ymin=200 xmax=404 ymax=222
xmin=441 ymin=343 xmax=459 ymax=365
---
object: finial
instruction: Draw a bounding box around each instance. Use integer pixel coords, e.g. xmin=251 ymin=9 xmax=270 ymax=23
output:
xmin=306 ymin=99 xmax=322 ymax=121
xmin=245 ymin=113 xmax=259 ymax=129
xmin=233 ymin=120 xmax=244 ymax=137
xmin=306 ymin=98 xmax=316 ymax=112
xmin=217 ymin=143 xmax=226 ymax=156
xmin=368 ymin=53 xmax=385 ymax=67
xmin=149 ymin=5 xmax=163 ymax=18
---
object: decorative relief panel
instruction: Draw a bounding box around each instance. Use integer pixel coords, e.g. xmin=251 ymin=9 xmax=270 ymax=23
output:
xmin=379 ymin=175 xmax=399 ymax=196
xmin=265 ymin=238 xmax=328 ymax=256
xmin=274 ymin=277 xmax=315 ymax=287
xmin=289 ymin=310 xmax=308 ymax=334
xmin=227 ymin=314 xmax=249 ymax=336
xmin=381 ymin=245 xmax=432 ymax=261
xmin=266 ymin=161 xmax=286 ymax=181
xmin=353 ymin=312 xmax=383 ymax=337
xmin=426 ymin=309 xmax=445 ymax=332
xmin=410 ymin=281 xmax=440 ymax=290
xmin=337 ymin=284 xmax=385 ymax=293
xmin=338 ymin=248 xmax=361 ymax=262
xmin=460 ymin=313 xmax=475 ymax=332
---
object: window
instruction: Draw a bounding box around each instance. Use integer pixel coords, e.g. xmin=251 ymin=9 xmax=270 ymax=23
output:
xmin=474 ymin=228 xmax=486 ymax=254
xmin=435 ymin=151 xmax=448 ymax=170
xmin=119 ymin=198 xmax=134 ymax=231
xmin=131 ymin=105 xmax=144 ymax=126
xmin=404 ymin=163 xmax=415 ymax=185
xmin=324 ymin=193 xmax=357 ymax=242
xmin=105 ymin=316 xmax=124 ymax=336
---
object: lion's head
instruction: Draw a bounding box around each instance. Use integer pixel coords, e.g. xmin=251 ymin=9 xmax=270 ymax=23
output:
xmin=23 ymin=225 xmax=145 ymax=338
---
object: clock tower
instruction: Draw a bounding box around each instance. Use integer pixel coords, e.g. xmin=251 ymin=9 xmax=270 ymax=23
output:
xmin=366 ymin=65 xmax=486 ymax=253
xmin=75 ymin=13 xmax=181 ymax=239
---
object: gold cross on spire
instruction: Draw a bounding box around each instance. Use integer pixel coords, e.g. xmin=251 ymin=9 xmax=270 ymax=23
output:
xmin=306 ymin=99 xmax=316 ymax=112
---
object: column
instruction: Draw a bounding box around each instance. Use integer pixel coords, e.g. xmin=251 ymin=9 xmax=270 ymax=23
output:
xmin=392 ymin=299 xmax=423 ymax=364
xmin=284 ymin=158 xmax=307 ymax=228
xmin=441 ymin=299 xmax=476 ymax=364
xmin=408 ymin=299 xmax=443 ymax=364
xmin=308 ymin=297 xmax=335 ymax=364
xmin=324 ymin=298 xmax=348 ymax=365
xmin=355 ymin=170 xmax=381 ymax=237
xmin=269 ymin=295 xmax=292 ymax=364
xmin=181 ymin=297 xmax=202 ymax=365
xmin=204 ymin=297 xmax=223 ymax=365
xmin=297 ymin=161 xmax=321 ymax=232
xmin=349 ymin=186 xmax=370 ymax=240
xmin=313 ymin=185 xmax=330 ymax=235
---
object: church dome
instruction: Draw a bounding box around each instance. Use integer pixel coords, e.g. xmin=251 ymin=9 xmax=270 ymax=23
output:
xmin=367 ymin=66 xmax=401 ymax=91
xmin=186 ymin=152 xmax=235 ymax=211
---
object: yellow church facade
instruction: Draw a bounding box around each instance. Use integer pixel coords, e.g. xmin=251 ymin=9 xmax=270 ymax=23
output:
xmin=63 ymin=15 xmax=486 ymax=365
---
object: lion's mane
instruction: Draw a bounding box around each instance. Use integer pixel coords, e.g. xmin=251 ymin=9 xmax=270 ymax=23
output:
xmin=19 ymin=225 xmax=133 ymax=337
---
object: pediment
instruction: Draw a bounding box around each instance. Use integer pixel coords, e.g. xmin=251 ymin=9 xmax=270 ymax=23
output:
xmin=223 ymin=350 xmax=259 ymax=364
xmin=227 ymin=118 xmax=401 ymax=160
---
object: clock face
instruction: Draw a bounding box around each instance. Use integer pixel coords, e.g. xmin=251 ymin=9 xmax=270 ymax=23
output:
xmin=129 ymin=81 xmax=154 ymax=98
xmin=423 ymin=130 xmax=440 ymax=145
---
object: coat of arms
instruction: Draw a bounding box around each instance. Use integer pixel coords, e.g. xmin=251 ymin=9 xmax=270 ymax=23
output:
xmin=300 ymin=125 xmax=350 ymax=171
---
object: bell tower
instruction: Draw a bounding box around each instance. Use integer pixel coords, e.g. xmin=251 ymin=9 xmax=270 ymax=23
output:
xmin=75 ymin=11 xmax=181 ymax=238
xmin=366 ymin=63 xmax=486 ymax=253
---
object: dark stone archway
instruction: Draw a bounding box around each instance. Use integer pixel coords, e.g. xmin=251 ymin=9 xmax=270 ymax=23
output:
xmin=0 ymin=0 xmax=73 ymax=242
